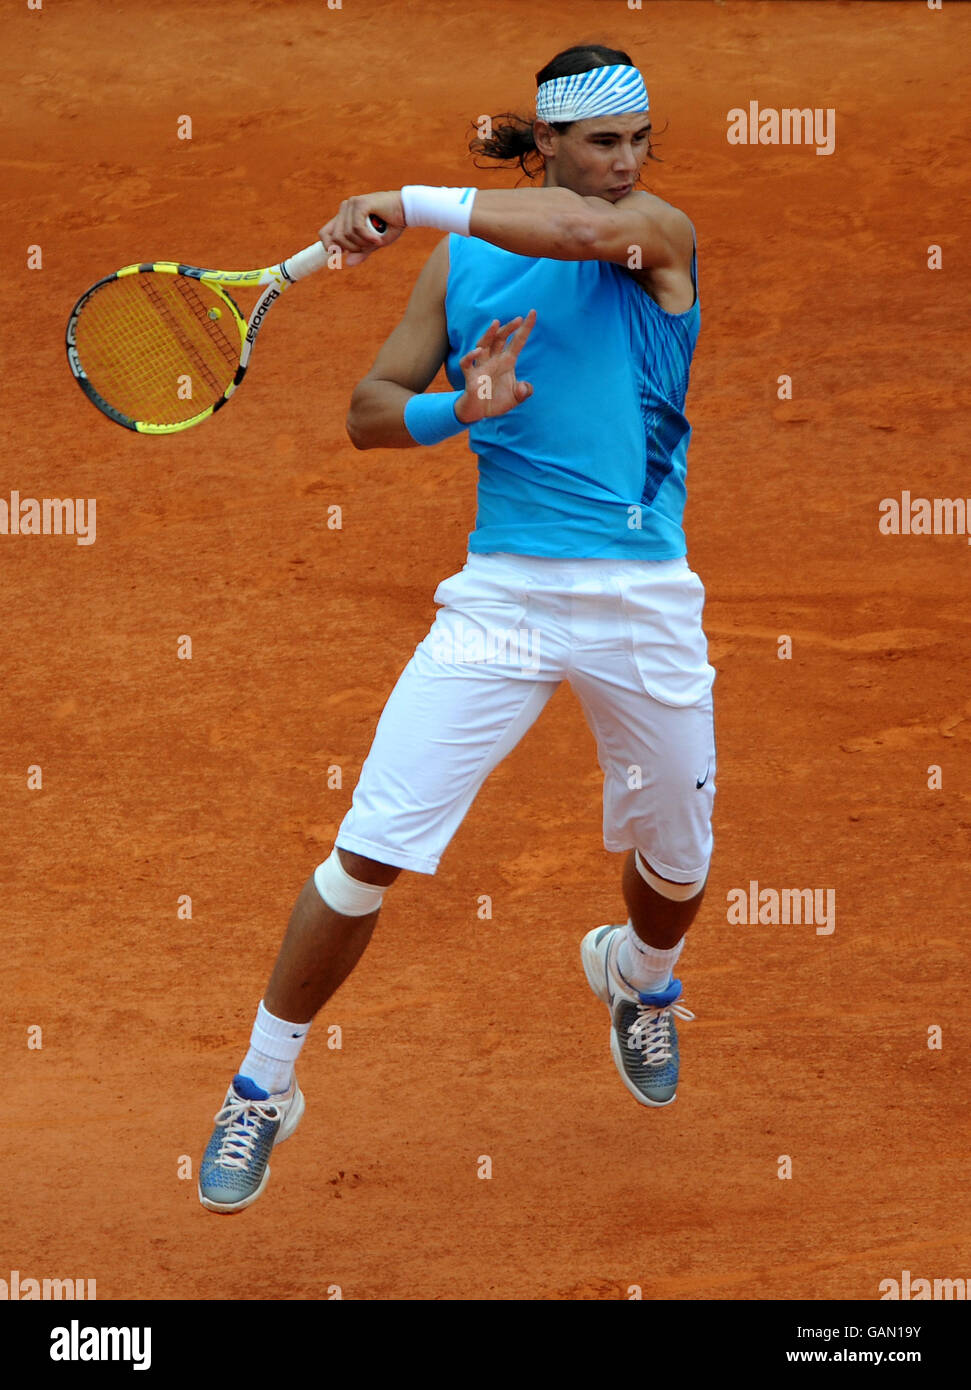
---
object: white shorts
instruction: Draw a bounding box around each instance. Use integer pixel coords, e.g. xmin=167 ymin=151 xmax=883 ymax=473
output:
xmin=335 ymin=551 xmax=716 ymax=878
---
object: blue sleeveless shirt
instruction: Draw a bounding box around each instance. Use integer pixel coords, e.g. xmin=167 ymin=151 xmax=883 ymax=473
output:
xmin=443 ymin=229 xmax=700 ymax=558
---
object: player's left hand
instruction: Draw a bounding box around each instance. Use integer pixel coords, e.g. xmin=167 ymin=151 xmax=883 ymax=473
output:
xmin=319 ymin=191 xmax=406 ymax=266
xmin=454 ymin=311 xmax=537 ymax=425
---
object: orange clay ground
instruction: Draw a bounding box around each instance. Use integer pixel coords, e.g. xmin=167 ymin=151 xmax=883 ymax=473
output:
xmin=3 ymin=0 xmax=969 ymax=1300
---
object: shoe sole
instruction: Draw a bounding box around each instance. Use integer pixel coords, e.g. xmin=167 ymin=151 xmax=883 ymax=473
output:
xmin=581 ymin=927 xmax=677 ymax=1110
xmin=198 ymin=1086 xmax=306 ymax=1215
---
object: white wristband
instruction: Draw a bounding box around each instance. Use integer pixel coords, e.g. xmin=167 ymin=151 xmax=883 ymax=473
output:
xmin=401 ymin=185 xmax=477 ymax=235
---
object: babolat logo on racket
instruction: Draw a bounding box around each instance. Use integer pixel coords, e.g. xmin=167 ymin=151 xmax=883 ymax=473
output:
xmin=245 ymin=290 xmax=280 ymax=343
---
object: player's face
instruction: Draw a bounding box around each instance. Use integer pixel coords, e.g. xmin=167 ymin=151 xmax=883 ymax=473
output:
xmin=541 ymin=113 xmax=652 ymax=201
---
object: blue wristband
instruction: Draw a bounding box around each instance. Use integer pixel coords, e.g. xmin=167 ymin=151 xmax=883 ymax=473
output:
xmin=403 ymin=390 xmax=467 ymax=446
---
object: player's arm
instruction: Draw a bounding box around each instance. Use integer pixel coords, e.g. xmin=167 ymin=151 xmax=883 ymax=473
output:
xmin=326 ymin=187 xmax=690 ymax=272
xmin=345 ymin=238 xmax=451 ymax=450
xmin=467 ymin=188 xmax=691 ymax=270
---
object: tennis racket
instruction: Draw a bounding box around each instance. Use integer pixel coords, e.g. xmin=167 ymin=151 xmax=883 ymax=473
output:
xmin=65 ymin=216 xmax=387 ymax=434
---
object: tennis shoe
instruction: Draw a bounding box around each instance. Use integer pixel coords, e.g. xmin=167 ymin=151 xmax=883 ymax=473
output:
xmin=581 ymin=924 xmax=694 ymax=1107
xmin=198 ymin=1073 xmax=304 ymax=1213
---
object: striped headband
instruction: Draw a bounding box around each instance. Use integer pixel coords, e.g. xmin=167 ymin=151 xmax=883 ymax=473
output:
xmin=535 ymin=64 xmax=649 ymax=123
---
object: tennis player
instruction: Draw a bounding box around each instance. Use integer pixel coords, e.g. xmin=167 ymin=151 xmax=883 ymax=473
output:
xmin=199 ymin=42 xmax=716 ymax=1214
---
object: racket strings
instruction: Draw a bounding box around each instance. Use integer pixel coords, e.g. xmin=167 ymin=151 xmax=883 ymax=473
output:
xmin=142 ymin=277 xmax=236 ymax=396
xmin=74 ymin=272 xmax=242 ymax=425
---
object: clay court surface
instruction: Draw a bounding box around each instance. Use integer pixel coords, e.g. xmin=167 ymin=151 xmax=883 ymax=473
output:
xmin=3 ymin=0 xmax=969 ymax=1301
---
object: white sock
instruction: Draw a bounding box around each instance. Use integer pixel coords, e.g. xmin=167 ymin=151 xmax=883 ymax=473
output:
xmin=616 ymin=921 xmax=684 ymax=994
xmin=239 ymin=1000 xmax=310 ymax=1096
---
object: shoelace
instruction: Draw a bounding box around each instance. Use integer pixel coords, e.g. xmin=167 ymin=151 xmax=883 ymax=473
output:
xmin=627 ymin=1001 xmax=695 ymax=1065
xmin=212 ymin=1095 xmax=285 ymax=1169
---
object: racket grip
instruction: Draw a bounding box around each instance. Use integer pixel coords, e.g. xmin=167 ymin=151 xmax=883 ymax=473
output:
xmin=284 ymin=216 xmax=388 ymax=281
xmin=283 ymin=242 xmax=330 ymax=281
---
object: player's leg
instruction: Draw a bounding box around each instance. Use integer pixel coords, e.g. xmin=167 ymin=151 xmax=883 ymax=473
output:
xmin=200 ymin=554 xmax=560 ymax=1211
xmin=221 ymin=848 xmax=399 ymax=1107
xmin=198 ymin=849 xmax=400 ymax=1215
xmin=197 ymin=651 xmax=546 ymax=1217
xmin=572 ymin=556 xmax=715 ymax=1106
xmin=620 ymin=847 xmax=707 ymax=971
xmin=262 ymin=849 xmax=402 ymax=1028
xmin=577 ymin=687 xmax=713 ymax=1105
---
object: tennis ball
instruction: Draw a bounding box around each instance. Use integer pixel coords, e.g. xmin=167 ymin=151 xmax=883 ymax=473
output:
xmin=208 ymin=306 xmax=221 ymax=321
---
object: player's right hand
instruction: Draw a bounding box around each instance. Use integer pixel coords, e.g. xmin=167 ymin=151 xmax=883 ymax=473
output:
xmin=319 ymin=192 xmax=406 ymax=267
xmin=454 ymin=312 xmax=536 ymax=425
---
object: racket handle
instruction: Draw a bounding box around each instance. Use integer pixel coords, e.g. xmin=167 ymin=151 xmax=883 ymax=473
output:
xmin=284 ymin=243 xmax=329 ymax=281
xmin=284 ymin=215 xmax=388 ymax=281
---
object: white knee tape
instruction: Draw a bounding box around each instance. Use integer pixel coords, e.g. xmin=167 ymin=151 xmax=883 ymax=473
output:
xmin=313 ymin=849 xmax=388 ymax=917
xmin=635 ymin=850 xmax=707 ymax=902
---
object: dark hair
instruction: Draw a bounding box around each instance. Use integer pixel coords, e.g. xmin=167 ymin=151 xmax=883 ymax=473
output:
xmin=469 ymin=43 xmax=661 ymax=181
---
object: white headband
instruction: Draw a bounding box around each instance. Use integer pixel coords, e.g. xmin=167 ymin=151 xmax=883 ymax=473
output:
xmin=535 ymin=64 xmax=649 ymax=124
